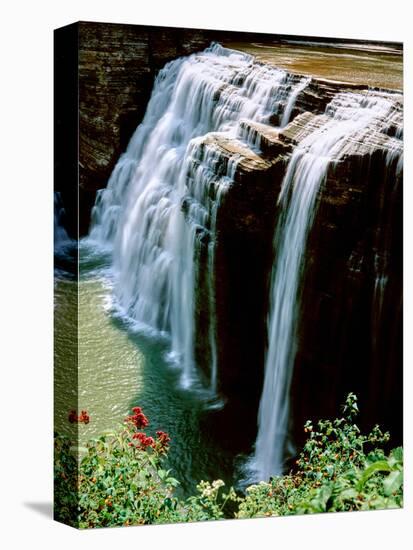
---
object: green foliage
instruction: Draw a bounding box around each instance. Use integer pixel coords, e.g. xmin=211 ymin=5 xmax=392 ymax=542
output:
xmin=77 ymin=428 xmax=182 ymax=527
xmin=54 ymin=413 xmax=235 ymax=528
xmin=55 ymin=423 xmax=185 ymax=528
xmin=55 ymin=394 xmax=403 ymax=528
xmin=54 ymin=434 xmax=79 ymax=524
xmin=237 ymin=393 xmax=403 ymax=518
xmin=183 ymin=480 xmax=238 ymax=522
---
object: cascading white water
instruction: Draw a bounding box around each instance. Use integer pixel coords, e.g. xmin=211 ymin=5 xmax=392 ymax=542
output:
xmin=89 ymin=43 xmax=310 ymax=393
xmin=251 ymin=89 xmax=401 ymax=482
xmin=281 ymin=77 xmax=311 ymax=127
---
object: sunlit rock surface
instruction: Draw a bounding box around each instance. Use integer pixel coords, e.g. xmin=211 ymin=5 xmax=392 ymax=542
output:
xmin=223 ymin=41 xmax=402 ymax=90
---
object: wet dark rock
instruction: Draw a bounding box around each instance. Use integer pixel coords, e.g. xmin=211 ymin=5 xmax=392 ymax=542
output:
xmin=290 ymin=140 xmax=403 ymax=449
xmin=191 ymin=140 xmax=290 ymax=435
xmin=192 ymin=97 xmax=402 ymax=452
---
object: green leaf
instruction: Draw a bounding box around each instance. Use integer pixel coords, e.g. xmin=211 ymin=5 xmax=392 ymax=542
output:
xmin=309 ymin=485 xmax=332 ymax=512
xmin=339 ymin=488 xmax=358 ymax=501
xmin=163 ymin=497 xmax=173 ymax=510
xmin=388 ymin=447 xmax=403 ymax=468
xmin=147 ymin=456 xmax=158 ymax=470
xmin=89 ymin=499 xmax=99 ymax=510
xmin=392 ymin=447 xmax=403 ymax=461
xmin=166 ymin=477 xmax=180 ymax=487
xmin=357 ymin=461 xmax=391 ymax=491
xmin=383 ymin=471 xmax=403 ymax=497
xmin=101 ymin=431 xmax=116 ymax=437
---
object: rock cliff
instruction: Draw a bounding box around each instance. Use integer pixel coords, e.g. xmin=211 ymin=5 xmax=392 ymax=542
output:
xmin=204 ymin=88 xmax=403 ymax=452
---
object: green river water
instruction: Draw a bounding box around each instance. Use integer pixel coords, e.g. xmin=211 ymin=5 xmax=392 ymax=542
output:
xmin=54 ymin=243 xmax=235 ymax=496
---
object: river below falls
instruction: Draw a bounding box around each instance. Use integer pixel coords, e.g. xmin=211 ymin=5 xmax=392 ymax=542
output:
xmin=54 ymin=240 xmax=237 ymax=497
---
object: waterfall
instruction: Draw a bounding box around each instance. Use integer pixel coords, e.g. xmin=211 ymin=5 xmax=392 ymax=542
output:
xmin=281 ymin=77 xmax=311 ymax=127
xmin=89 ymin=43 xmax=310 ymax=394
xmin=251 ymin=89 xmax=401 ymax=482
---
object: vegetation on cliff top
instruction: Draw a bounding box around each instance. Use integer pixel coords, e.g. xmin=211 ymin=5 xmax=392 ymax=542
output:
xmin=54 ymin=394 xmax=403 ymax=529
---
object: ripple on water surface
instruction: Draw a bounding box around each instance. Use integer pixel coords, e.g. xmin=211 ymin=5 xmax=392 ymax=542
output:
xmin=54 ymin=273 xmax=235 ymax=496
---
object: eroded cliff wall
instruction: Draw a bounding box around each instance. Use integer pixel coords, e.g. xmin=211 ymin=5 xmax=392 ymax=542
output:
xmin=192 ymin=83 xmax=402 ymax=453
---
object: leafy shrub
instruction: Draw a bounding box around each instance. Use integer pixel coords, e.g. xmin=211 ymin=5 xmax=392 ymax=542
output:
xmin=55 ymin=407 xmax=182 ymax=527
xmin=54 ymin=433 xmax=79 ymax=524
xmin=54 ymin=394 xmax=402 ymax=528
xmin=237 ymin=393 xmax=403 ymax=518
xmin=54 ymin=407 xmax=235 ymax=527
xmin=183 ymin=480 xmax=238 ymax=522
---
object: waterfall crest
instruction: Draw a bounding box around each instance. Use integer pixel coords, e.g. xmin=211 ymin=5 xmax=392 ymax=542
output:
xmin=89 ymin=43 xmax=309 ymax=393
xmin=251 ymin=89 xmax=403 ymax=482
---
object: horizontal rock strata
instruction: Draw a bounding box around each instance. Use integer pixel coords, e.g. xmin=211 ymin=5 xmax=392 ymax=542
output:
xmin=188 ymin=87 xmax=402 ymax=451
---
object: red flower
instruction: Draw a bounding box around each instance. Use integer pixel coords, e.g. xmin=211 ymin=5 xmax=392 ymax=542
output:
xmin=144 ymin=436 xmax=155 ymax=447
xmin=79 ymin=410 xmax=90 ymax=424
xmin=68 ymin=409 xmax=90 ymax=424
xmin=125 ymin=407 xmax=149 ymax=429
xmin=130 ymin=431 xmax=155 ymax=449
xmin=156 ymin=431 xmax=171 ymax=444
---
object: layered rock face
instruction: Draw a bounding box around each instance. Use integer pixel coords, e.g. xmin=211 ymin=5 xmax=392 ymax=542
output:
xmin=191 ymin=85 xmax=403 ymax=452
xmin=193 ymin=134 xmax=290 ymax=444
xmin=77 ymin=23 xmax=401 ymax=235
xmin=282 ymin=98 xmax=403 ymax=448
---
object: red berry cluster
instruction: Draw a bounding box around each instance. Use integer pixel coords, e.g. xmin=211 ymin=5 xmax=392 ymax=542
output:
xmin=125 ymin=406 xmax=149 ymax=429
xmin=124 ymin=406 xmax=171 ymax=454
xmin=79 ymin=410 xmax=90 ymax=424
xmin=129 ymin=432 xmax=155 ymax=449
xmin=68 ymin=410 xmax=90 ymax=424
